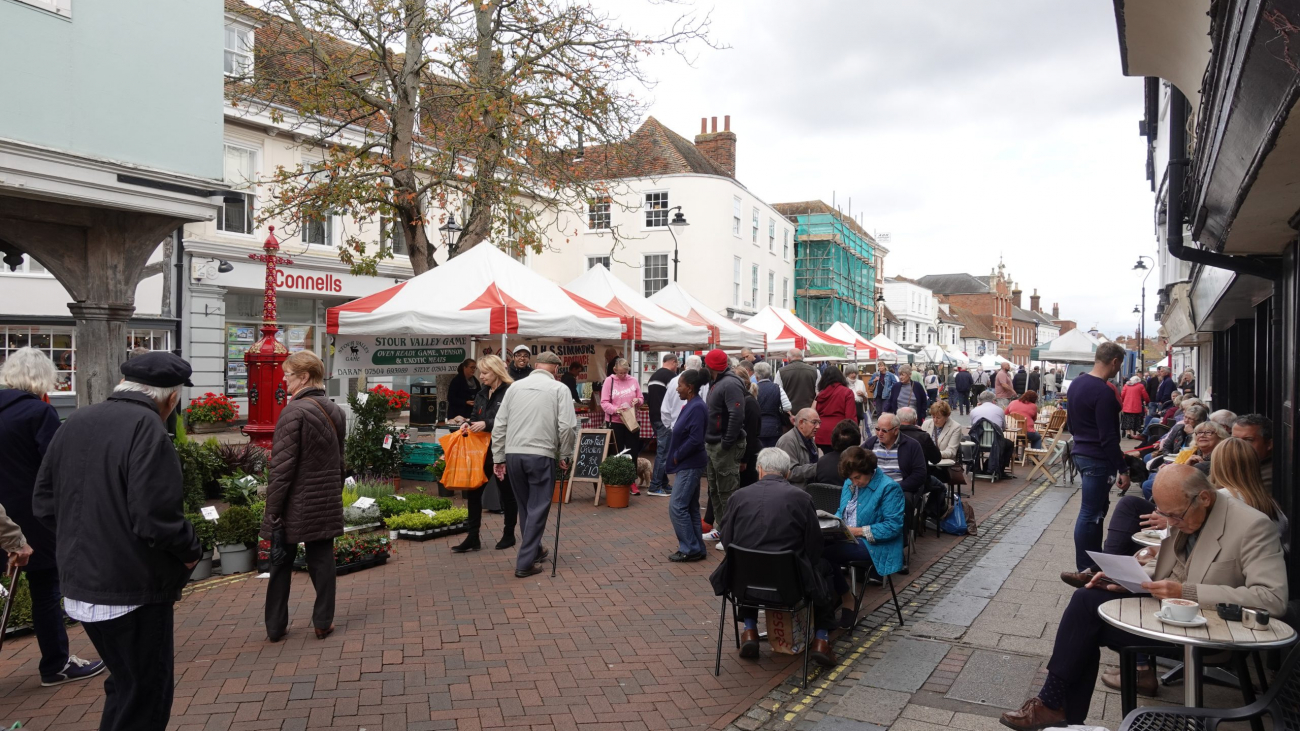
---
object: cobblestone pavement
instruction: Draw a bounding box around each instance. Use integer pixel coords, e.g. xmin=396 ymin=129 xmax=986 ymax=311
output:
xmin=0 ymin=468 xmax=1031 ymax=731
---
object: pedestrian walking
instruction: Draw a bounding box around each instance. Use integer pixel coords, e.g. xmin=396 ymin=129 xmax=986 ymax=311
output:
xmin=867 ymin=361 xmax=897 ymax=418
xmin=645 ymin=354 xmax=679 ymax=497
xmin=666 ymin=370 xmax=708 ymax=562
xmin=812 ymin=367 xmax=856 ymax=453
xmin=1064 ymin=342 xmax=1131 ymax=571
xmin=953 ymin=366 xmax=973 ymax=415
xmin=491 ymin=351 xmax=578 ymax=578
xmin=0 ymin=348 xmax=102 ymax=686
xmin=844 ymin=364 xmax=869 ymax=428
xmin=600 ymin=357 xmax=644 ymax=494
xmin=738 ymin=367 xmax=762 ymax=488
xmin=1042 ymin=368 xmax=1058 ymax=402
xmin=923 ymin=369 xmax=940 ymax=404
xmin=451 ymin=355 xmax=518 ymax=553
xmin=33 ymin=352 xmax=202 ymax=731
xmin=775 ymin=349 xmax=819 ymax=413
xmin=1027 ymin=367 xmax=1041 ymax=394
xmin=702 ymin=349 xmax=747 ymax=544
xmin=263 ymin=351 xmax=346 ymax=642
xmin=971 ymin=367 xmax=990 ymax=401
xmin=1119 ymin=375 xmax=1149 ymax=439
xmin=754 ymin=361 xmax=790 ymax=449
xmin=1012 ymin=365 xmax=1027 ymax=396
xmin=994 ymin=362 xmax=1016 ymax=406
xmin=884 ymin=364 xmax=928 ymax=417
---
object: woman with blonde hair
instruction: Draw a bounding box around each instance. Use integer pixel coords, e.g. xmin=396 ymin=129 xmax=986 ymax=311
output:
xmin=600 ymin=357 xmax=643 ymax=493
xmin=451 ymin=354 xmax=518 ymax=552
xmin=1211 ymin=438 xmax=1286 ymax=544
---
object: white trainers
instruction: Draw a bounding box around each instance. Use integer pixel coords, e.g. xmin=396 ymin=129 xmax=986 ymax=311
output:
xmin=702 ymin=529 xmax=720 ymax=542
xmin=715 ymin=541 xmax=724 ymax=551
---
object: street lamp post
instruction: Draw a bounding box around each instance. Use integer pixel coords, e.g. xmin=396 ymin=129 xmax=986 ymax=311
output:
xmin=439 ymin=214 xmax=464 ymax=256
xmin=1133 ymin=256 xmax=1155 ymax=376
xmin=665 ymin=206 xmax=689 ymax=281
xmin=875 ymin=292 xmax=886 ymax=336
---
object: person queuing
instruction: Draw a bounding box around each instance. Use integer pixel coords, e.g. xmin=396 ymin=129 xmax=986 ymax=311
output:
xmin=1000 ymin=465 xmax=1286 ymax=731
xmin=703 ymin=349 xmax=749 ymax=542
xmin=264 ymin=351 xmax=346 ymax=642
xmin=994 ymin=362 xmax=1016 ymax=407
xmin=777 ymin=408 xmax=822 ymax=486
xmin=952 ymin=366 xmax=973 ymax=415
xmin=491 ymin=351 xmax=579 ymax=578
xmin=753 ymin=361 xmax=791 ymax=449
xmin=507 ymin=344 xmax=534 ymax=382
xmin=813 ymin=367 xmax=856 ymax=453
xmin=600 ymin=357 xmax=644 ymax=494
xmin=885 ymin=364 xmax=928 ymax=417
xmin=451 ymin=355 xmax=518 ymax=553
xmin=1064 ymin=342 xmax=1130 ymax=572
xmin=645 ymin=354 xmax=680 ymax=498
xmin=776 ymin=349 xmax=820 ymax=413
xmin=1005 ymin=390 xmax=1044 ymax=449
xmin=0 ymin=348 xmax=73 ymax=686
xmin=446 ymin=358 xmax=479 ymax=422
xmin=867 ymin=362 xmax=897 ymax=419
xmin=1119 ymin=375 xmax=1149 ymax=439
xmin=34 ymin=352 xmax=201 ymax=731
xmin=708 ymin=448 xmax=840 ymax=668
xmin=666 ymin=369 xmax=709 ymax=563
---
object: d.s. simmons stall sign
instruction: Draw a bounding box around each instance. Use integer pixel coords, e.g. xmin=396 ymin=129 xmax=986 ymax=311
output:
xmin=333 ymin=336 xmax=468 ymax=377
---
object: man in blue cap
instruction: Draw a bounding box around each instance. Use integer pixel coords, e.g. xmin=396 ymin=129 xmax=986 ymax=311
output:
xmin=34 ymin=351 xmax=202 ymax=731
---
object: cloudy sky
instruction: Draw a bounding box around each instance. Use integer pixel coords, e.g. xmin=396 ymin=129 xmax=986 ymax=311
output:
xmin=613 ymin=0 xmax=1159 ymax=338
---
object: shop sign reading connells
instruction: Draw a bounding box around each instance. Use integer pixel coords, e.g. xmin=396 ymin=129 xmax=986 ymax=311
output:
xmin=333 ymin=336 xmax=468 ymax=377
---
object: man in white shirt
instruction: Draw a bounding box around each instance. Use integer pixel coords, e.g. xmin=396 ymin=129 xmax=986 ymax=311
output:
xmin=661 ymin=355 xmax=709 ymax=429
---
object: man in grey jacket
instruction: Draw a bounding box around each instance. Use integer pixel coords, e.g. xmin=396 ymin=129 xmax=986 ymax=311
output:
xmin=492 ymin=350 xmax=579 ymax=577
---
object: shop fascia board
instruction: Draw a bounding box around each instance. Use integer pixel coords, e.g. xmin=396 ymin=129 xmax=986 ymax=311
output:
xmin=183 ymin=236 xmax=414 ymax=280
xmin=1188 ymin=263 xmax=1273 ymax=333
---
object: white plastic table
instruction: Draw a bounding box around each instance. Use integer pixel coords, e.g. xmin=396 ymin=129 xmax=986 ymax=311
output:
xmin=1098 ymin=596 xmax=1296 ymax=706
xmin=1131 ymin=531 xmax=1163 ymax=548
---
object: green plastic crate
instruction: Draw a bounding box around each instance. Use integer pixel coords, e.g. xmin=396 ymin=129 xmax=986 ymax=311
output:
xmin=401 ymin=442 xmax=443 ymax=465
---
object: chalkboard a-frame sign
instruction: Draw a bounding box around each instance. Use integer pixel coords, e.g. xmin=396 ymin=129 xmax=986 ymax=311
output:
xmin=568 ymin=429 xmax=612 ymax=505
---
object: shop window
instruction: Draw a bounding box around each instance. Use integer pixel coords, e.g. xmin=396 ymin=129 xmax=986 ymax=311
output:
xmin=126 ymin=329 xmax=171 ymax=354
xmin=0 ymin=326 xmax=75 ymax=393
xmin=224 ymin=293 xmax=322 ymax=398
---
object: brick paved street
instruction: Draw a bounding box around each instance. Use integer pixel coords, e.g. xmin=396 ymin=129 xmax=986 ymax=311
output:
xmin=0 ymin=471 xmax=1030 ymax=731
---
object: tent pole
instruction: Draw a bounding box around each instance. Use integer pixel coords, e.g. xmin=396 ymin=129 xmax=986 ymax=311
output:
xmin=501 ymin=333 xmax=506 ymax=357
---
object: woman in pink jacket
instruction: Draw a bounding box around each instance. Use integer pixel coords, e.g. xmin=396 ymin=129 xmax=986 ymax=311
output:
xmin=601 ymin=357 xmax=644 ymax=494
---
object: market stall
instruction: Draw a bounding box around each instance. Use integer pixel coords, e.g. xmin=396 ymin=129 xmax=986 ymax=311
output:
xmin=563 ymin=265 xmax=712 ymax=349
xmin=649 ymin=281 xmax=767 ymax=351
xmin=825 ymin=322 xmax=880 ymax=361
xmin=744 ymin=306 xmax=851 ymax=358
xmin=870 ymin=334 xmax=914 ymax=364
xmin=1028 ymin=328 xmax=1102 ymax=364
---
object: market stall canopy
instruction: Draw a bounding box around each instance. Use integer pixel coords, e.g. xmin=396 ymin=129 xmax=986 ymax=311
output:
xmin=1029 ymin=328 xmax=1102 ymax=364
xmin=978 ymin=353 xmax=1013 ymax=369
xmin=326 ymin=244 xmax=624 ymax=339
xmin=648 ymin=281 xmax=766 ymax=350
xmin=744 ymin=306 xmax=850 ymax=358
xmin=870 ymin=334 xmax=914 ymax=363
xmin=916 ymin=344 xmax=955 ymax=364
xmin=824 ymin=322 xmax=879 ymax=360
xmin=563 ymin=265 xmax=712 ymax=347
xmin=944 ymin=345 xmax=978 ymax=366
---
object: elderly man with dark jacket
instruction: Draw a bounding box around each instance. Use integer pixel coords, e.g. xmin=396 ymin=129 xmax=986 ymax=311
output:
xmin=776 ymin=408 xmax=822 ymax=485
xmin=704 ymin=350 xmax=749 ymax=535
xmin=863 ymin=412 xmax=929 ymax=561
xmin=33 ymin=352 xmax=201 ymax=731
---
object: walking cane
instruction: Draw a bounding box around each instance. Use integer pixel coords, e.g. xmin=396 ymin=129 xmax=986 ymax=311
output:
xmin=551 ymin=470 xmax=566 ymax=578
xmin=0 ymin=563 xmax=22 ymax=653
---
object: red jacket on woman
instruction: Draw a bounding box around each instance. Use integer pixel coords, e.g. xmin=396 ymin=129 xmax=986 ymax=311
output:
xmin=1120 ymin=383 xmax=1149 ymax=414
xmin=813 ymin=382 xmax=857 ymax=446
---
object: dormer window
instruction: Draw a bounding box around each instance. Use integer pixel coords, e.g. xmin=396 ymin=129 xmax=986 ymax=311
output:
xmin=224 ymin=16 xmax=256 ymax=77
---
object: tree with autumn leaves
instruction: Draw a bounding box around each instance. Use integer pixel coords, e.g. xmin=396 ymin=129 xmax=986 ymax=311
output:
xmin=227 ymin=0 xmax=717 ymax=275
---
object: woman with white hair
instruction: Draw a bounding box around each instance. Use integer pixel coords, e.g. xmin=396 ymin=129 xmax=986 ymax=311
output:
xmin=1119 ymin=374 xmax=1149 ymax=439
xmin=0 ymin=347 xmax=96 ymax=685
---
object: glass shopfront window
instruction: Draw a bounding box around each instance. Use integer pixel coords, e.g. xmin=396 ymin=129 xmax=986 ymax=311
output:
xmin=0 ymin=326 xmax=173 ymax=396
xmin=223 ymin=293 xmax=328 ymax=397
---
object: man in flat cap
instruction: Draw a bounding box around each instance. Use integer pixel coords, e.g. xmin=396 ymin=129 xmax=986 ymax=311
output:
xmin=492 ymin=349 xmax=578 ymax=577
xmin=34 ymin=351 xmax=202 ymax=731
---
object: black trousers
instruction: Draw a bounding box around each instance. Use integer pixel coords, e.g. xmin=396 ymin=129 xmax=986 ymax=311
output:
xmin=466 ymin=465 xmax=518 ymax=541
xmin=609 ymin=422 xmax=642 ymax=460
xmin=1046 ymin=587 xmax=1172 ymax=723
xmin=1105 ymin=495 xmax=1155 ymax=558
xmin=265 ymin=538 xmax=335 ymax=637
xmin=81 ymin=603 xmax=175 ymax=731
xmin=25 ymin=567 xmax=70 ymax=678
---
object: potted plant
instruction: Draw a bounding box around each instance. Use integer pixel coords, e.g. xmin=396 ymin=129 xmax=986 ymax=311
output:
xmin=369 ymin=384 xmax=411 ymax=419
xmin=186 ymin=392 xmax=240 ymax=433
xmin=598 ymin=455 xmax=636 ymax=509
xmin=186 ymin=513 xmax=217 ymax=581
xmin=346 ymin=388 xmax=406 ymax=484
xmin=214 ymin=505 xmax=259 ymax=574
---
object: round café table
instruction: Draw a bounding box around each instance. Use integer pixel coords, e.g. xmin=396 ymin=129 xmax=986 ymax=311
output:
xmin=1098 ymin=596 xmax=1296 ymax=706
xmin=1131 ymin=531 xmax=1164 ymax=548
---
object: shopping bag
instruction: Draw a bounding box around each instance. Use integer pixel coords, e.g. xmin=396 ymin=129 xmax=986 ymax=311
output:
xmin=765 ymin=608 xmax=809 ymax=655
xmin=438 ymin=431 xmax=491 ymax=489
xmin=940 ymin=493 xmax=969 ymax=535
xmin=618 ymin=406 xmax=640 ymax=432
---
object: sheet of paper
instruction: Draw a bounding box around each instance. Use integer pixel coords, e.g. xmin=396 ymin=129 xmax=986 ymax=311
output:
xmin=352 ymin=497 xmax=375 ymax=509
xmin=420 ymin=509 xmax=436 ymax=517
xmin=200 ymin=506 xmax=220 ymax=521
xmin=1086 ymin=551 xmax=1152 ymax=594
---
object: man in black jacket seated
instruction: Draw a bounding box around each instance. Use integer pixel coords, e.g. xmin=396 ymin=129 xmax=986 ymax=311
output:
xmin=710 ymin=447 xmax=839 ymax=667
xmin=34 ymin=352 xmax=201 ymax=731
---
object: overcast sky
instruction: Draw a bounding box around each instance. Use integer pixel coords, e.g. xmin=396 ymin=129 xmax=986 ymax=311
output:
xmin=613 ymin=0 xmax=1158 ymax=338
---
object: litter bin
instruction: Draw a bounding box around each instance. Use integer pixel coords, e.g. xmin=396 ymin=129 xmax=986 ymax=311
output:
xmin=409 ymin=381 xmax=438 ymax=426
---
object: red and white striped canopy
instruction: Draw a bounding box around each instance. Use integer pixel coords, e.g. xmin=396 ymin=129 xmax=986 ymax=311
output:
xmin=326 ymin=244 xmax=624 ymax=339
xmin=744 ymin=306 xmax=853 ymax=357
xmin=825 ymin=322 xmax=880 ymax=360
xmin=563 ymin=265 xmax=712 ymax=347
xmin=649 ymin=281 xmax=767 ymax=350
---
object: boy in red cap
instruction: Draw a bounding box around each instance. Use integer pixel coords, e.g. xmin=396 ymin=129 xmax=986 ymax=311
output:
xmin=702 ymin=350 xmax=748 ymax=543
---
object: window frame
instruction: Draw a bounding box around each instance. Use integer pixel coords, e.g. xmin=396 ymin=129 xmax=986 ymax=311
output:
xmin=1 ymin=326 xmax=76 ymax=394
xmin=587 ymin=255 xmax=611 ymax=271
xmin=750 ymin=264 xmax=759 ymax=308
xmin=782 ymin=277 xmax=790 ymax=309
xmin=643 ymin=253 xmax=669 ymax=297
xmin=643 ymin=191 xmax=669 ymax=229
xmin=587 ymin=198 xmax=612 ymax=231
xmin=224 ymin=21 xmax=254 ymax=78
xmin=733 ymin=257 xmax=742 ymax=307
xmin=768 ymin=270 xmax=775 ymax=306
xmin=783 ymin=229 xmax=790 ymax=261
xmin=768 ymin=218 xmax=776 ymax=253
xmin=216 ymin=142 xmax=258 ymax=236
xmin=379 ymin=214 xmax=409 ymax=258
xmin=751 ymin=207 xmax=759 ymax=245
xmin=732 ymin=196 xmax=742 ymax=237
xmin=301 ymin=213 xmax=335 ymax=248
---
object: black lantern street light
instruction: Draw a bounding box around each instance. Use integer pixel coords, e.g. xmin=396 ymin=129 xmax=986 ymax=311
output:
xmin=439 ymin=213 xmax=464 ymax=256
xmin=1133 ymin=256 xmax=1155 ymax=377
xmin=665 ymin=206 xmax=689 ymax=281
xmin=875 ymin=291 xmax=886 ymax=336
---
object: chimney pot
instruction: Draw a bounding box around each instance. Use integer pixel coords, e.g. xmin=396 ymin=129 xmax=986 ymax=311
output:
xmin=711 ymin=116 xmax=717 ymax=133
xmin=724 ymin=115 xmax=730 ymax=131
xmin=700 ymin=117 xmax=707 ymax=134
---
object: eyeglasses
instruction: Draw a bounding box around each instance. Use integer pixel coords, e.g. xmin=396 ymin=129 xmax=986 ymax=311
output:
xmin=803 ymin=419 xmax=822 ymax=426
xmin=874 ymin=426 xmax=898 ymax=433
xmin=1154 ymin=499 xmax=1196 ymax=523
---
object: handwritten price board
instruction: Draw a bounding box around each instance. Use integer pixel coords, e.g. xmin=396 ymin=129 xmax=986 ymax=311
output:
xmin=569 ymin=429 xmax=612 ymax=506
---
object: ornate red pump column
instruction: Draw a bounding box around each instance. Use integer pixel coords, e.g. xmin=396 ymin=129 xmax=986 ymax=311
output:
xmin=241 ymin=226 xmax=295 ymax=448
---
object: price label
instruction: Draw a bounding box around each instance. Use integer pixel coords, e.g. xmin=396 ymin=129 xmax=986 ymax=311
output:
xmin=394 ymin=495 xmax=406 ymax=501
xmin=344 ymin=476 xmax=356 ymax=486
xmin=383 ymin=434 xmax=394 ymax=450
xmin=200 ymin=506 xmax=220 ymax=521
xmin=352 ymin=497 xmax=375 ymax=509
xmin=420 ymin=509 xmax=436 ymax=517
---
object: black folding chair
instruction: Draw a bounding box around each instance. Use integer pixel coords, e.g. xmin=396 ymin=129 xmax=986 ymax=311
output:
xmin=805 ymin=483 xmax=905 ymax=628
xmin=1117 ymin=644 xmax=1300 ymax=731
xmin=715 ymin=546 xmax=815 ymax=688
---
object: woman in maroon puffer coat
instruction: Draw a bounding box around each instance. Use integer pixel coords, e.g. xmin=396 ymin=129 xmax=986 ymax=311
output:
xmin=813 ymin=366 xmax=858 ymax=452
xmin=263 ymin=350 xmax=345 ymax=642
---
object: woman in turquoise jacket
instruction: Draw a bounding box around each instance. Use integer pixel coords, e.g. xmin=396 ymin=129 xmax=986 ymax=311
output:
xmin=824 ymin=447 xmax=905 ymax=577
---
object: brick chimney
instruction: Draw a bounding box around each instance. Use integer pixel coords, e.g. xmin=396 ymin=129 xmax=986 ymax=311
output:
xmin=1030 ymin=288 xmax=1041 ymax=313
xmin=1011 ymin=282 xmax=1022 ymax=309
xmin=1052 ymin=302 xmax=1059 ymax=319
xmin=694 ymin=115 xmax=737 ymax=179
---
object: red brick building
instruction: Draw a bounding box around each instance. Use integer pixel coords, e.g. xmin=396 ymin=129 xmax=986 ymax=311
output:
xmin=916 ymin=264 xmax=1018 ymax=361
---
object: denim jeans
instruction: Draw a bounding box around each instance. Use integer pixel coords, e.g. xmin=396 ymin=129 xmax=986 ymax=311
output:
xmin=1141 ymin=473 xmax=1156 ymax=501
xmin=1026 ymin=431 xmax=1043 ymax=449
xmin=1073 ymin=455 xmax=1118 ymax=571
xmin=649 ymin=424 xmax=673 ymax=492
xmin=25 ymin=568 xmax=70 ymax=678
xmin=669 ymin=467 xmax=705 ymax=555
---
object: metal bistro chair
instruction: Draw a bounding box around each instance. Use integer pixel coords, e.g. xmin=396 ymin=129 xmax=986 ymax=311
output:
xmin=1116 ymin=644 xmax=1300 ymax=731
xmin=806 ymin=483 xmax=906 ymax=628
xmin=715 ymin=546 xmax=815 ymax=687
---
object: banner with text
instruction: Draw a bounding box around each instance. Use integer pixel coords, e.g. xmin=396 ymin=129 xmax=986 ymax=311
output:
xmin=333 ymin=336 xmax=469 ymax=377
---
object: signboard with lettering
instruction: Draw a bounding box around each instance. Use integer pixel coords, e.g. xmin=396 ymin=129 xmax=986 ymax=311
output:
xmin=332 ymin=335 xmax=469 ymax=377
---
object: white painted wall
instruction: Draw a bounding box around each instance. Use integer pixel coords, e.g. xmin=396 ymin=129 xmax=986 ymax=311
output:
xmin=881 ymin=279 xmax=939 ymax=346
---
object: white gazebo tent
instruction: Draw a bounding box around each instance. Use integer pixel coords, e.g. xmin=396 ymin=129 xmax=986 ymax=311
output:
xmin=648 ymin=280 xmax=767 ymax=350
xmin=563 ymin=265 xmax=712 ymax=349
xmin=916 ymin=344 xmax=956 ymax=365
xmin=870 ymin=334 xmax=914 ymax=363
xmin=1029 ymin=328 xmax=1102 ymax=364
xmin=978 ymin=353 xmax=1013 ymax=369
xmin=326 ymin=244 xmax=625 ymax=344
xmin=825 ymin=322 xmax=881 ymax=361
xmin=744 ymin=306 xmax=850 ymax=358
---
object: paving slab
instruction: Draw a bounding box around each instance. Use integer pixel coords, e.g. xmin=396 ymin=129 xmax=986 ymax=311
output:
xmin=810 ymin=717 xmax=888 ymax=731
xmin=975 ymin=542 xmax=1032 ymax=569
xmin=925 ymin=594 xmax=989 ymax=626
xmin=908 ymin=621 xmax=968 ymax=640
xmin=945 ymin=649 xmax=1042 ymax=709
xmin=860 ymin=638 xmax=951 ymax=692
xmin=833 ymin=686 xmax=911 ymax=726
xmin=949 ymin=566 xmax=1012 ymax=598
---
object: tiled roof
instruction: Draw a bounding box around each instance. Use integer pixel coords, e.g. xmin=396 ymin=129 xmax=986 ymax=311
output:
xmin=914 ymin=273 xmax=991 ymax=294
xmin=771 ymin=200 xmax=878 ymax=246
xmin=1011 ymin=305 xmax=1037 ymax=322
xmin=881 ymin=305 xmax=900 ymax=324
xmin=570 ymin=117 xmax=728 ymax=181
xmin=1026 ymin=308 xmax=1057 ymax=325
xmin=948 ymin=306 xmax=996 ymax=339
xmin=936 ymin=308 xmax=962 ymax=324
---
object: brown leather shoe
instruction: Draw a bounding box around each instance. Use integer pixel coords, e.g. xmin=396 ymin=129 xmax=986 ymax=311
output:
xmin=999 ymin=697 xmax=1065 ymax=731
xmin=1059 ymin=570 xmax=1094 ymax=589
xmin=739 ymin=629 xmax=760 ymax=659
xmin=1102 ymin=665 xmax=1158 ymax=696
xmin=809 ymin=638 xmax=837 ymax=667
xmin=314 ymin=625 xmax=334 ymax=640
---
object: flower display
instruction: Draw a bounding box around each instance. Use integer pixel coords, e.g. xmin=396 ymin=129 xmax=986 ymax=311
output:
xmin=369 ymin=384 xmax=410 ymax=411
xmin=186 ymin=392 xmax=240 ymax=424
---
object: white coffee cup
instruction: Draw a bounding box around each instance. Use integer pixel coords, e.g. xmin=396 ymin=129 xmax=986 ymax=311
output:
xmin=1160 ymin=598 xmax=1200 ymax=622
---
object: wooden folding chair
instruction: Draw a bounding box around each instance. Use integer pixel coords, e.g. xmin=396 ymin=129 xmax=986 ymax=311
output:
xmin=1040 ymin=409 xmax=1068 ymax=441
xmin=1004 ymin=413 xmax=1028 ymax=466
xmin=1024 ymin=431 xmax=1068 ymax=483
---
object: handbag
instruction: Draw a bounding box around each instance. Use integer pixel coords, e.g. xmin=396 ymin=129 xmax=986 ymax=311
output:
xmin=947 ymin=463 xmax=967 ymax=486
xmin=268 ymin=516 xmax=293 ymax=567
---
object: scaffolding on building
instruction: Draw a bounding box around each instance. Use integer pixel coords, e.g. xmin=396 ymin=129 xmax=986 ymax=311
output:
xmin=775 ymin=202 xmax=878 ymax=336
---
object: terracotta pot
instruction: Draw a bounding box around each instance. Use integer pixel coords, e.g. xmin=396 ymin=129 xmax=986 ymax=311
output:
xmin=552 ymin=481 xmax=565 ymax=504
xmin=605 ymin=484 xmax=631 ymax=509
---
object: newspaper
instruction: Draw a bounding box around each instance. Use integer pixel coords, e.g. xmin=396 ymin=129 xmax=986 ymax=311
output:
xmin=817 ymin=510 xmax=855 ymax=542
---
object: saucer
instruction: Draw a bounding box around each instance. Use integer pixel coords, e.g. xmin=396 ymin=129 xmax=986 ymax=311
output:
xmin=1154 ymin=612 xmax=1207 ymax=628
xmin=1140 ymin=530 xmax=1164 ymax=539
